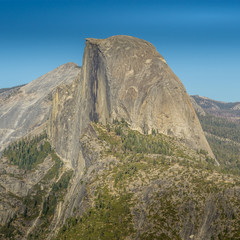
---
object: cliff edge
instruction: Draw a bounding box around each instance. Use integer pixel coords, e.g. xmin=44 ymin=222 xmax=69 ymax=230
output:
xmin=48 ymin=35 xmax=214 ymax=167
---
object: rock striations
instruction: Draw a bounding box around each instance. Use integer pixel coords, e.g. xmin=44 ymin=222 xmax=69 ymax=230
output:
xmin=0 ymin=62 xmax=81 ymax=154
xmin=3 ymin=36 xmax=239 ymax=240
xmin=48 ymin=35 xmax=214 ymax=167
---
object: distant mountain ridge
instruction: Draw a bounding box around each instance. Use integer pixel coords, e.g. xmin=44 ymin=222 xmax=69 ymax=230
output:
xmin=0 ymin=84 xmax=26 ymax=94
xmin=191 ymin=95 xmax=240 ymax=120
xmin=190 ymin=95 xmax=240 ymax=175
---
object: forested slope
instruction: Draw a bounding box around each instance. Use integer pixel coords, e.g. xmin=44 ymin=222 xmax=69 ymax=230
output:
xmin=191 ymin=95 xmax=240 ymax=175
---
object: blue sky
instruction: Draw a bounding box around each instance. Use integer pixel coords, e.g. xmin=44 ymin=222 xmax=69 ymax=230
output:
xmin=0 ymin=0 xmax=240 ymax=102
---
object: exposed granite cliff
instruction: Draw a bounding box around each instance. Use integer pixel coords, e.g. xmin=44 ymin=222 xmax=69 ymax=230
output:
xmin=0 ymin=62 xmax=81 ymax=154
xmin=48 ymin=35 xmax=214 ymax=166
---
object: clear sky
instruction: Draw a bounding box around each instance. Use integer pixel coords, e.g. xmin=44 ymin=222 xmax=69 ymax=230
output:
xmin=0 ymin=0 xmax=240 ymax=102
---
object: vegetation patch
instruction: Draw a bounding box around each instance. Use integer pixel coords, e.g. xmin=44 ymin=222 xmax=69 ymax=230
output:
xmin=0 ymin=133 xmax=70 ymax=240
xmin=3 ymin=133 xmax=51 ymax=170
xmin=198 ymin=114 xmax=240 ymax=143
xmin=197 ymin=113 xmax=240 ymax=175
xmin=2 ymin=120 xmax=240 ymax=240
xmin=55 ymin=188 xmax=135 ymax=240
xmin=28 ymin=169 xmax=73 ymax=240
xmin=0 ymin=222 xmax=20 ymax=240
xmin=94 ymin=119 xmax=172 ymax=157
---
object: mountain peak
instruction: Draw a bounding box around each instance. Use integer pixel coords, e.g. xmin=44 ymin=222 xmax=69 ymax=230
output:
xmin=0 ymin=63 xmax=81 ymax=153
xmin=57 ymin=62 xmax=79 ymax=68
xmin=86 ymin=35 xmax=165 ymax=62
xmin=48 ymin=35 xmax=215 ymax=166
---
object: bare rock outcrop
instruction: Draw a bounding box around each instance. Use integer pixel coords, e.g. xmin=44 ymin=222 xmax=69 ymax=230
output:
xmin=48 ymin=35 xmax=214 ymax=166
xmin=0 ymin=63 xmax=81 ymax=153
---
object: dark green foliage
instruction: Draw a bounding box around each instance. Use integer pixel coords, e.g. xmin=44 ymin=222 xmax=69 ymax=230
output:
xmin=106 ymin=123 xmax=111 ymax=132
xmin=114 ymin=125 xmax=122 ymax=136
xmin=0 ymin=223 xmax=19 ymax=239
xmin=197 ymin=113 xmax=240 ymax=175
xmin=3 ymin=133 xmax=51 ymax=170
xmin=120 ymin=118 xmax=129 ymax=127
xmin=121 ymin=130 xmax=171 ymax=155
xmin=55 ymin=189 xmax=134 ymax=240
xmin=22 ymin=153 xmax=65 ymax=227
xmin=197 ymin=149 xmax=208 ymax=155
xmin=113 ymin=118 xmax=128 ymax=127
xmin=52 ymin=171 xmax=72 ymax=193
xmin=151 ymin=128 xmax=156 ymax=136
xmin=42 ymin=170 xmax=72 ymax=219
xmin=198 ymin=114 xmax=240 ymax=143
xmin=103 ymin=120 xmax=172 ymax=156
xmin=0 ymin=215 xmax=18 ymax=239
xmin=112 ymin=118 xmax=119 ymax=124
xmin=42 ymin=194 xmax=57 ymax=218
xmin=0 ymin=135 xmax=71 ymax=240
xmin=42 ymin=152 xmax=63 ymax=181
xmin=140 ymin=193 xmax=182 ymax=240
xmin=206 ymin=135 xmax=240 ymax=175
xmin=28 ymin=170 xmax=72 ymax=240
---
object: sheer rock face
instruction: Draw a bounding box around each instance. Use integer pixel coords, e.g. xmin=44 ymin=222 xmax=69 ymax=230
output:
xmin=0 ymin=63 xmax=81 ymax=153
xmin=48 ymin=35 xmax=214 ymax=166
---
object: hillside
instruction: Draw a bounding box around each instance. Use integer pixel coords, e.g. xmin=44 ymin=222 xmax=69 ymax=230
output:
xmin=191 ymin=95 xmax=240 ymax=175
xmin=0 ymin=121 xmax=239 ymax=239
xmin=54 ymin=121 xmax=240 ymax=240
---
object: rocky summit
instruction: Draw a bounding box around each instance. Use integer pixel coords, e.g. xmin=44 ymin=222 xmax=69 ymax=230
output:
xmin=0 ymin=36 xmax=239 ymax=240
xmin=0 ymin=62 xmax=81 ymax=154
xmin=48 ymin=35 xmax=214 ymax=169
